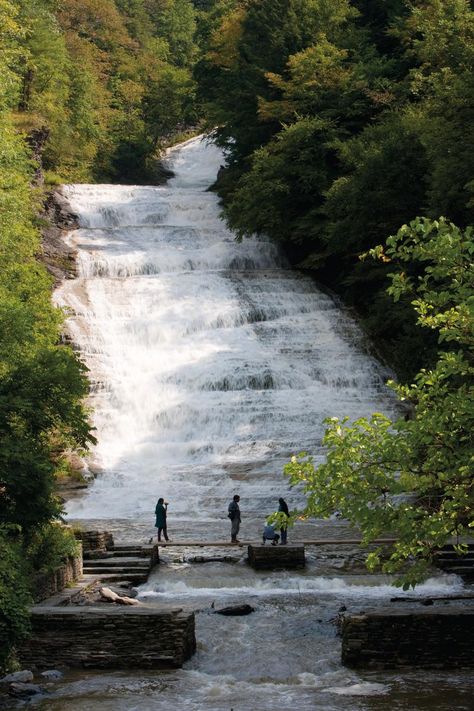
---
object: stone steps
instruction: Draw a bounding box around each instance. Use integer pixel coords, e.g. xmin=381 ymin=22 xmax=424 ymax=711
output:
xmin=84 ymin=557 xmax=150 ymax=568
xmin=84 ymin=565 xmax=149 ymax=577
xmin=103 ymin=549 xmax=144 ymax=558
xmin=82 ymin=567 xmax=150 ymax=584
xmin=434 ymin=544 xmax=474 ymax=582
xmin=84 ymin=550 xmax=144 ymax=560
xmin=76 ymin=532 xmax=160 ymax=586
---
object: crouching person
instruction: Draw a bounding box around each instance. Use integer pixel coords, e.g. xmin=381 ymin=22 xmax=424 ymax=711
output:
xmin=262 ymin=522 xmax=280 ymax=546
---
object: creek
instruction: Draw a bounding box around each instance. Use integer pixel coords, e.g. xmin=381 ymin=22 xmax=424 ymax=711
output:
xmin=29 ymin=136 xmax=472 ymax=710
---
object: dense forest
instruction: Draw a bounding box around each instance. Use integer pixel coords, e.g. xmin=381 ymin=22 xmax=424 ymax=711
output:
xmin=198 ymin=0 xmax=474 ymax=378
xmin=0 ymin=0 xmax=473 ymax=667
xmin=198 ymin=0 xmax=473 ymax=587
xmin=0 ymin=0 xmax=209 ymax=669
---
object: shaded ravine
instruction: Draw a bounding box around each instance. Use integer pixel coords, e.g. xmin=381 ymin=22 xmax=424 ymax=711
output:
xmin=29 ymin=136 xmax=472 ymax=710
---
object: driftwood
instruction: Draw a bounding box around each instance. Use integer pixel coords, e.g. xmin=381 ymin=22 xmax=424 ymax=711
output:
xmin=100 ymin=587 xmax=140 ymax=606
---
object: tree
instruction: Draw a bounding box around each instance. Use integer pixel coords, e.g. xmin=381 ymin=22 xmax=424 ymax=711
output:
xmin=283 ymin=218 xmax=474 ymax=588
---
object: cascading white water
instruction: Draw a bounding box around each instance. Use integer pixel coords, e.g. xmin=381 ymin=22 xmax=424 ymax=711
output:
xmin=56 ymin=136 xmax=397 ymax=529
xmin=41 ymin=136 xmax=470 ymax=711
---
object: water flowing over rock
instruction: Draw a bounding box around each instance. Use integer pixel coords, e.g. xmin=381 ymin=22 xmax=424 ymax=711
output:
xmin=49 ymin=136 xmax=471 ymax=711
xmin=55 ymin=136 xmax=396 ymax=529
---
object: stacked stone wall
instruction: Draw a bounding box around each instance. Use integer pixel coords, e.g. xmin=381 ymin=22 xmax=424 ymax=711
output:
xmin=19 ymin=607 xmax=196 ymax=669
xmin=247 ymin=544 xmax=305 ymax=569
xmin=75 ymin=530 xmax=114 ymax=553
xmin=341 ymin=607 xmax=474 ymax=669
xmin=32 ymin=551 xmax=83 ymax=603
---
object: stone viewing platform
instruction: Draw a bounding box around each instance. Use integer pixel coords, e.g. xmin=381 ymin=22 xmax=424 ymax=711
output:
xmin=154 ymin=537 xmax=397 ymax=547
xmin=341 ymin=605 xmax=474 ymax=669
xmin=18 ymin=530 xmax=195 ymax=671
xmin=19 ymin=607 xmax=195 ymax=670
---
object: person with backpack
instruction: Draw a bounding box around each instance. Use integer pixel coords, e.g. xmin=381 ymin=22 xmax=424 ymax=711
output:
xmin=227 ymin=494 xmax=241 ymax=543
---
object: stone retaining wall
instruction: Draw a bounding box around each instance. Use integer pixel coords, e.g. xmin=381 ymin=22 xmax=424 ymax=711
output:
xmin=33 ymin=552 xmax=83 ymax=603
xmin=75 ymin=530 xmax=114 ymax=554
xmin=247 ymin=544 xmax=305 ymax=569
xmin=341 ymin=607 xmax=474 ymax=669
xmin=19 ymin=607 xmax=196 ymax=669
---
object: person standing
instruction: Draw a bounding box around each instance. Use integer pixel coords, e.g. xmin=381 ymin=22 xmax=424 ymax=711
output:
xmin=278 ymin=497 xmax=289 ymax=545
xmin=155 ymin=497 xmax=169 ymax=542
xmin=228 ymin=494 xmax=241 ymax=543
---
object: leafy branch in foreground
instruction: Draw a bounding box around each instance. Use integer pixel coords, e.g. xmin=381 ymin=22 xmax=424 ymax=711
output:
xmin=284 ymin=217 xmax=474 ymax=588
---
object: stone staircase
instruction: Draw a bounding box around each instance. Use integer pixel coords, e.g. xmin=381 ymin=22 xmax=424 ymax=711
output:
xmin=435 ymin=543 xmax=474 ymax=582
xmin=82 ymin=540 xmax=159 ymax=585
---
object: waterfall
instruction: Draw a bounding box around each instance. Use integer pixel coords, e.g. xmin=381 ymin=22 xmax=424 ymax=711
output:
xmin=47 ymin=136 xmax=469 ymax=711
xmin=56 ymin=136 xmax=396 ymax=525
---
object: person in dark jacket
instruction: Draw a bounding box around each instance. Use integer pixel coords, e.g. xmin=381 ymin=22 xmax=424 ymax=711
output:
xmin=228 ymin=494 xmax=241 ymax=543
xmin=262 ymin=522 xmax=279 ymax=545
xmin=278 ymin=497 xmax=289 ymax=545
xmin=155 ymin=497 xmax=169 ymax=542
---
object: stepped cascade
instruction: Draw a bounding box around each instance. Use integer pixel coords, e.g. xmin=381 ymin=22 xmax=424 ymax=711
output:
xmin=46 ymin=137 xmax=471 ymax=711
xmin=56 ymin=136 xmax=397 ymax=529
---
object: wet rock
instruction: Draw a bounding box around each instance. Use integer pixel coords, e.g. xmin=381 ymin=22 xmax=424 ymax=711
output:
xmin=114 ymin=582 xmax=136 ymax=595
xmin=215 ymin=604 xmax=255 ymax=616
xmin=189 ymin=555 xmax=236 ymax=564
xmin=40 ymin=670 xmax=63 ymax=681
xmin=1 ymin=670 xmax=34 ymax=684
xmin=8 ymin=682 xmax=43 ymax=697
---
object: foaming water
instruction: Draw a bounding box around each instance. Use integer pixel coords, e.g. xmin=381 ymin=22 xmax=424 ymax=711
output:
xmin=31 ymin=136 xmax=473 ymax=711
xmin=56 ymin=136 xmax=397 ymax=522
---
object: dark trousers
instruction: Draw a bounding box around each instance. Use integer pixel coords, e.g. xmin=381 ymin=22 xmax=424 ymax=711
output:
xmin=157 ymin=526 xmax=169 ymax=542
xmin=280 ymin=527 xmax=287 ymax=544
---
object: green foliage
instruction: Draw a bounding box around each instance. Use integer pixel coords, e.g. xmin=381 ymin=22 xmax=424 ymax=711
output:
xmin=27 ymin=523 xmax=80 ymax=574
xmin=0 ymin=527 xmax=32 ymax=671
xmin=0 ymin=0 xmax=209 ymax=182
xmin=0 ymin=65 xmax=94 ymax=662
xmin=226 ymin=117 xmax=338 ymax=245
xmin=284 ymin=219 xmax=474 ymax=588
xmin=0 ymin=0 xmax=227 ymax=665
xmin=201 ymin=0 xmax=474 ymax=379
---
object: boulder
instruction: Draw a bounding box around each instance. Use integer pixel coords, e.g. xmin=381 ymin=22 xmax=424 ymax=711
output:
xmin=1 ymin=670 xmax=34 ymax=684
xmin=9 ymin=683 xmax=43 ymax=697
xmin=40 ymin=670 xmax=63 ymax=681
xmin=215 ymin=604 xmax=255 ymax=616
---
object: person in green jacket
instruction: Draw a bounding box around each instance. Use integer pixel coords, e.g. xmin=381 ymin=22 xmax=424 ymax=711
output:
xmin=155 ymin=497 xmax=169 ymax=542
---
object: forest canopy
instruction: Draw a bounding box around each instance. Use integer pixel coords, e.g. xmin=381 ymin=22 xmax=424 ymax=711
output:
xmin=198 ymin=0 xmax=474 ymax=379
xmin=0 ymin=0 xmax=473 ymax=668
xmin=0 ymin=0 xmax=207 ymax=670
xmin=198 ymin=0 xmax=474 ymax=582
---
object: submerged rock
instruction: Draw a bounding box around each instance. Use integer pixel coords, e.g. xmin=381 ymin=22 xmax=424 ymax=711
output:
xmin=40 ymin=670 xmax=63 ymax=681
xmin=9 ymin=682 xmax=43 ymax=697
xmin=1 ymin=670 xmax=34 ymax=684
xmin=215 ymin=604 xmax=255 ymax=616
